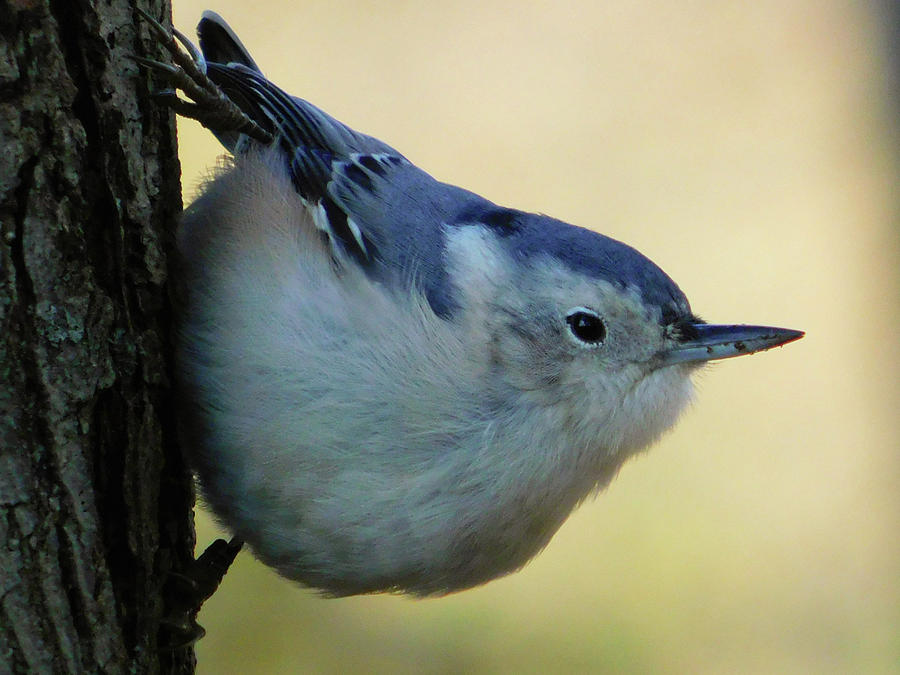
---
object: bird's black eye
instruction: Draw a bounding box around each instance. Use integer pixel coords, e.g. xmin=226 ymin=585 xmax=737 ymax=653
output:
xmin=565 ymin=308 xmax=606 ymax=347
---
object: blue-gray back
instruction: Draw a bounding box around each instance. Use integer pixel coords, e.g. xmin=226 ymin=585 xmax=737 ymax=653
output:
xmin=198 ymin=14 xmax=689 ymax=323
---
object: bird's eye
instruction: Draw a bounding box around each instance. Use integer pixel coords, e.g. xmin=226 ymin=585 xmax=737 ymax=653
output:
xmin=565 ymin=308 xmax=606 ymax=347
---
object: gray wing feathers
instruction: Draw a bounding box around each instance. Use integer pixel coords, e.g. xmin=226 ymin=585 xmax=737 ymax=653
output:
xmin=330 ymin=156 xmax=494 ymax=316
xmin=196 ymin=14 xmax=491 ymax=314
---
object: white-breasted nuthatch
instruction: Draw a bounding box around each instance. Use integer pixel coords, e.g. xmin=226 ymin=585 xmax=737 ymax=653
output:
xmin=139 ymin=11 xmax=803 ymax=597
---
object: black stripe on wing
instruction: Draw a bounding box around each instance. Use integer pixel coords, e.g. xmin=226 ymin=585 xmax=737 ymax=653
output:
xmin=205 ymin=63 xmax=377 ymax=266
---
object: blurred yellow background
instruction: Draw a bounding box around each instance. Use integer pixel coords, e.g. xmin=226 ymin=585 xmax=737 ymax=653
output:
xmin=169 ymin=1 xmax=899 ymax=672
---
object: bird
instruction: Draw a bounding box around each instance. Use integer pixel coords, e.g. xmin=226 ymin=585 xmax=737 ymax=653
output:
xmin=136 ymin=10 xmax=804 ymax=597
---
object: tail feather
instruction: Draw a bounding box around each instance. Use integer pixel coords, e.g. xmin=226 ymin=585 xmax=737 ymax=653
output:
xmin=198 ymin=10 xmax=262 ymax=72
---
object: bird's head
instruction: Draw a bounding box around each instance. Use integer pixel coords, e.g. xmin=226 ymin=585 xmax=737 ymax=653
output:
xmin=444 ymin=211 xmax=803 ymax=454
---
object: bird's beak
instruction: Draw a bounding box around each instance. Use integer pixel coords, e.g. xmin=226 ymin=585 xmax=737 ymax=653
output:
xmin=660 ymin=323 xmax=804 ymax=366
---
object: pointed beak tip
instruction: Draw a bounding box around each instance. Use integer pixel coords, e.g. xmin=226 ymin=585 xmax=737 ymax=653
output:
xmin=775 ymin=328 xmax=805 ymax=348
xmin=662 ymin=323 xmax=804 ymax=366
xmin=740 ymin=327 xmax=805 ymax=353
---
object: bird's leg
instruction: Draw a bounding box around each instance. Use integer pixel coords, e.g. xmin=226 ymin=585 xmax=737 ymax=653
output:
xmin=159 ymin=537 xmax=244 ymax=649
xmin=133 ymin=8 xmax=272 ymax=144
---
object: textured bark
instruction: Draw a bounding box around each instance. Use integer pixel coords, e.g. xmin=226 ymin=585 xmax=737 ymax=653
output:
xmin=0 ymin=1 xmax=195 ymax=673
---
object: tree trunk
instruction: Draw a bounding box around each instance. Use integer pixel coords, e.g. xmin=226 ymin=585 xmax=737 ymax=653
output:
xmin=0 ymin=1 xmax=196 ymax=673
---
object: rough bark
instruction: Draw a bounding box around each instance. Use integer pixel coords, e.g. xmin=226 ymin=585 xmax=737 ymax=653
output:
xmin=0 ymin=1 xmax=195 ymax=673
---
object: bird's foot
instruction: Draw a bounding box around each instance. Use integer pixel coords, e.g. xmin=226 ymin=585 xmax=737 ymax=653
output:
xmin=133 ymin=8 xmax=272 ymax=143
xmin=159 ymin=537 xmax=244 ymax=649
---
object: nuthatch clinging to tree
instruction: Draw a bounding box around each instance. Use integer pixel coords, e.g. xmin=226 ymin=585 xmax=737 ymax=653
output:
xmin=138 ymin=10 xmax=803 ymax=597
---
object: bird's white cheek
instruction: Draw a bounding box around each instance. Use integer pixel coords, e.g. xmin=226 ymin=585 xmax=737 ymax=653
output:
xmin=615 ymin=365 xmax=696 ymax=452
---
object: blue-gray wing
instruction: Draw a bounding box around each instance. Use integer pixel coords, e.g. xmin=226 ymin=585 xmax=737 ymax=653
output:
xmin=325 ymin=154 xmax=491 ymax=315
xmin=197 ymin=14 xmax=494 ymax=316
xmin=196 ymin=12 xmax=692 ymax=323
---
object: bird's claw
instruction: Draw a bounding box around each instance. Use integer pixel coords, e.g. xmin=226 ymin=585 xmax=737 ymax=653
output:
xmin=158 ymin=537 xmax=244 ymax=650
xmin=134 ymin=7 xmax=273 ymax=144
